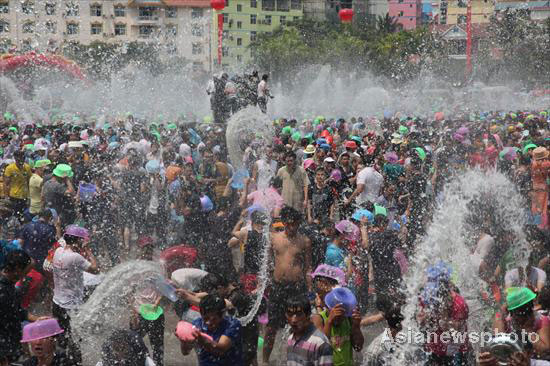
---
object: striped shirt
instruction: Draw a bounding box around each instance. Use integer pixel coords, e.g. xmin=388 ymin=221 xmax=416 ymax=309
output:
xmin=287 ymin=324 xmax=333 ymax=366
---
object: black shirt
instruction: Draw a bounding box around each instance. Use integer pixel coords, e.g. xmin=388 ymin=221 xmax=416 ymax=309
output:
xmin=368 ymin=231 xmax=402 ymax=292
xmin=22 ymin=352 xmax=70 ymax=366
xmin=244 ymin=230 xmax=263 ymax=274
xmin=0 ymin=274 xmax=27 ymax=358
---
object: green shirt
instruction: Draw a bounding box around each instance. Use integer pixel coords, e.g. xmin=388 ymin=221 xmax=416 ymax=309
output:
xmin=320 ymin=310 xmax=353 ymax=366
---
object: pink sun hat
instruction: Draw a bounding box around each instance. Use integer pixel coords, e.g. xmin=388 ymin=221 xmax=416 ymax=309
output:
xmin=21 ymin=318 xmax=64 ymax=343
xmin=335 ymin=220 xmax=360 ymax=241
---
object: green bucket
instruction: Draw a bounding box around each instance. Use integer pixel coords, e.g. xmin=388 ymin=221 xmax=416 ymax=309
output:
xmin=139 ymin=304 xmax=164 ymax=321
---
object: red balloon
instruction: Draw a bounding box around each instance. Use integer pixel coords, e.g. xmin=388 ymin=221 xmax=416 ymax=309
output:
xmin=339 ymin=8 xmax=354 ymax=23
xmin=211 ymin=0 xmax=225 ymax=10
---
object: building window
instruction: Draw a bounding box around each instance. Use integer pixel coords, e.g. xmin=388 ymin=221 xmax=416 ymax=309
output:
xmin=192 ymin=42 xmax=202 ymax=55
xmin=250 ymin=14 xmax=256 ymax=24
xmin=262 ymin=0 xmax=275 ymax=10
xmin=90 ymin=4 xmax=102 ymax=16
xmin=65 ymin=2 xmax=79 ymax=16
xmin=293 ymin=15 xmax=299 ymax=20
xmin=45 ymin=21 xmax=56 ymax=33
xmin=90 ymin=23 xmax=102 ymax=35
xmin=251 ymin=0 xmax=257 ymax=7
xmin=250 ymin=31 xmax=256 ymax=41
xmin=222 ymin=46 xmax=229 ymax=57
xmin=236 ymin=55 xmax=242 ymax=62
xmin=280 ymin=15 xmax=286 ymax=25
xmin=0 ymin=40 xmax=11 ymax=53
xmin=290 ymin=0 xmax=301 ymax=9
xmin=457 ymin=14 xmax=466 ymax=23
xmin=222 ymin=30 xmax=229 ymax=39
xmin=22 ymin=21 xmax=34 ymax=33
xmin=139 ymin=25 xmax=155 ymax=37
xmin=225 ymin=0 xmax=229 ymax=6
xmin=457 ymin=0 xmax=466 ymax=7
xmin=237 ymin=37 xmax=242 ymax=45
xmin=236 ymin=4 xmax=242 ymax=11
xmin=166 ymin=42 xmax=177 ymax=54
xmin=191 ymin=24 xmax=203 ymax=36
xmin=114 ymin=5 xmax=125 ymax=17
xmin=0 ymin=21 xmax=8 ymax=33
xmin=0 ymin=2 xmax=8 ymax=14
xmin=265 ymin=15 xmax=272 ymax=24
xmin=165 ymin=24 xmax=177 ymax=36
xmin=114 ymin=23 xmax=126 ymax=35
xmin=45 ymin=3 xmax=56 ymax=15
xmin=21 ymin=1 xmax=34 ymax=15
xmin=237 ymin=20 xmax=242 ymax=28
xmin=139 ymin=7 xmax=156 ymax=19
xmin=223 ymin=13 xmax=228 ymax=23
xmin=166 ymin=7 xmax=177 ymax=17
xmin=277 ymin=0 xmax=289 ymax=11
xmin=21 ymin=39 xmax=32 ymax=51
xmin=398 ymin=11 xmax=403 ymax=16
xmin=192 ymin=62 xmax=202 ymax=71
xmin=191 ymin=8 xmax=203 ymax=18
xmin=66 ymin=22 xmax=79 ymax=35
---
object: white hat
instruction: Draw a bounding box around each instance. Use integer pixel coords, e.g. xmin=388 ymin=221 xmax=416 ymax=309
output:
xmin=324 ymin=157 xmax=336 ymax=163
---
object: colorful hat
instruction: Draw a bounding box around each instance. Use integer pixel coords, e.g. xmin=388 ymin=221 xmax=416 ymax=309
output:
xmin=506 ymin=287 xmax=536 ymax=311
xmin=335 ymin=220 xmax=359 ymax=241
xmin=324 ymin=287 xmax=357 ymax=317
xmin=21 ymin=318 xmax=64 ymax=343
xmin=352 ymin=209 xmax=374 ymax=223
xmin=145 ymin=159 xmax=161 ymax=174
xmin=533 ymin=147 xmax=549 ymax=161
xmin=523 ymin=143 xmax=537 ymax=155
xmin=398 ymin=125 xmax=409 ymax=136
xmin=139 ymin=304 xmax=164 ymax=321
xmin=52 ymin=164 xmax=73 ymax=178
xmin=310 ymin=264 xmax=346 ymax=286
xmin=304 ymin=145 xmax=316 ymax=154
xmin=374 ymin=204 xmax=387 ymax=217
xmin=414 ymin=147 xmax=426 ymax=161
xmin=64 ymin=224 xmax=89 ymax=240
xmin=384 ymin=151 xmax=399 ymax=164
xmin=34 ymin=159 xmax=51 ymax=168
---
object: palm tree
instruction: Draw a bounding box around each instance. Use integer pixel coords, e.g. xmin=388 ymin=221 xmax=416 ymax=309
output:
xmin=376 ymin=13 xmax=399 ymax=34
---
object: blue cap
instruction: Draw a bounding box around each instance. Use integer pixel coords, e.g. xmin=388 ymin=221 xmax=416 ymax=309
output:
xmin=316 ymin=138 xmax=327 ymax=145
xmin=352 ymin=209 xmax=373 ymax=223
xmin=319 ymin=143 xmax=331 ymax=151
xmin=145 ymin=159 xmax=161 ymax=174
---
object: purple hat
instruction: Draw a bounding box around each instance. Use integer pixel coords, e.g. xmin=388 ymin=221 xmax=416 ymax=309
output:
xmin=456 ymin=126 xmax=469 ymax=136
xmin=335 ymin=220 xmax=359 ymax=241
xmin=311 ymin=264 xmax=346 ymax=286
xmin=452 ymin=132 xmax=465 ymax=142
xmin=384 ymin=151 xmax=399 ymax=164
xmin=64 ymin=225 xmax=89 ymax=240
xmin=330 ymin=169 xmax=342 ymax=182
xmin=21 ymin=318 xmax=64 ymax=343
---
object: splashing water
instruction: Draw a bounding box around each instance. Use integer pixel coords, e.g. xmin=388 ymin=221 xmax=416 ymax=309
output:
xmin=379 ymin=169 xmax=529 ymax=364
xmin=71 ymin=260 xmax=163 ymax=358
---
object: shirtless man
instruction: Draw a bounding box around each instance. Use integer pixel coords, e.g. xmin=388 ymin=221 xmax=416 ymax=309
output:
xmin=263 ymin=206 xmax=312 ymax=365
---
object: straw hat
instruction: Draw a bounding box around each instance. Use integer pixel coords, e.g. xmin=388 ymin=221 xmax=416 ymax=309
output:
xmin=533 ymin=147 xmax=549 ymax=161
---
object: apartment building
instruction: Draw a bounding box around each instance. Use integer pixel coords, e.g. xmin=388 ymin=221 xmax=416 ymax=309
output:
xmin=212 ymin=0 xmax=303 ymax=69
xmin=388 ymin=0 xmax=422 ymax=29
xmin=0 ymin=0 xmax=212 ymax=70
xmin=444 ymin=0 xmax=494 ymax=24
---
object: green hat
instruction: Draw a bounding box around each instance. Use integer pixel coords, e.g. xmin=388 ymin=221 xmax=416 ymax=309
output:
xmin=506 ymin=287 xmax=536 ymax=311
xmin=523 ymin=143 xmax=537 ymax=155
xmin=152 ymin=131 xmax=161 ymax=142
xmin=4 ymin=112 xmax=14 ymax=121
xmin=281 ymin=126 xmax=292 ymax=135
xmin=24 ymin=144 xmax=34 ymax=151
xmin=398 ymin=125 xmax=409 ymax=136
xmin=139 ymin=304 xmax=164 ymax=321
xmin=374 ymin=204 xmax=387 ymax=217
xmin=291 ymin=131 xmax=302 ymax=142
xmin=350 ymin=135 xmax=361 ymax=144
xmin=52 ymin=164 xmax=74 ymax=178
xmin=8 ymin=126 xmax=17 ymax=133
xmin=414 ymin=147 xmax=426 ymax=161
xmin=34 ymin=159 xmax=52 ymax=168
xmin=166 ymin=123 xmax=177 ymax=130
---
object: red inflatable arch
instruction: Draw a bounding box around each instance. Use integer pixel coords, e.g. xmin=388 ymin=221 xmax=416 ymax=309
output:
xmin=0 ymin=51 xmax=86 ymax=81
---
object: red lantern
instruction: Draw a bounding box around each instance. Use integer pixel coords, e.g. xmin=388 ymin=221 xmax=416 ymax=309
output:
xmin=339 ymin=8 xmax=354 ymax=23
xmin=211 ymin=0 xmax=225 ymax=10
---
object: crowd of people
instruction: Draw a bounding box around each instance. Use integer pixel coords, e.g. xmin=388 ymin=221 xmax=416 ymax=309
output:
xmin=0 ymin=106 xmax=549 ymax=366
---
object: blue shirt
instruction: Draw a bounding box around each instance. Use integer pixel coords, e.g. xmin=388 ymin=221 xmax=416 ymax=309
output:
xmin=192 ymin=316 xmax=243 ymax=366
xmin=325 ymin=243 xmax=347 ymax=270
xmin=19 ymin=220 xmax=56 ymax=264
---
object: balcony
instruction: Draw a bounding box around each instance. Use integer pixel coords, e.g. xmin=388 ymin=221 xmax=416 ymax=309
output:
xmin=137 ymin=15 xmax=160 ymax=23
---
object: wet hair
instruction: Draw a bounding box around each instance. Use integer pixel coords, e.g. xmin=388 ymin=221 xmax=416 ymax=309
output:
xmin=538 ymin=286 xmax=550 ymax=311
xmin=286 ymin=294 xmax=312 ymax=316
xmin=63 ymin=234 xmax=82 ymax=246
xmin=38 ymin=209 xmax=53 ymax=220
xmin=270 ymin=176 xmax=283 ymax=189
xmin=199 ymin=294 xmax=226 ymax=315
xmin=262 ymin=74 xmax=268 ymax=81
xmin=101 ymin=329 xmax=148 ymax=366
xmin=3 ymin=250 xmax=31 ymax=272
xmin=385 ymin=306 xmax=404 ymax=330
xmin=374 ymin=214 xmax=389 ymax=228
xmin=315 ymin=167 xmax=327 ymax=175
xmin=285 ymin=151 xmax=296 ymax=160
xmin=200 ymin=273 xmax=228 ymax=293
xmin=13 ymin=150 xmax=25 ymax=160
xmin=509 ymin=299 xmax=534 ymax=317
xmin=280 ymin=206 xmax=302 ymax=224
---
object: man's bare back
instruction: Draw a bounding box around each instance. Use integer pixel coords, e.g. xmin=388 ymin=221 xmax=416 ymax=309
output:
xmin=271 ymin=231 xmax=312 ymax=283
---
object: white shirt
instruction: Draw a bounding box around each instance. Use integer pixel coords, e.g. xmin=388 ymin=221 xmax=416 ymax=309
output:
xmin=96 ymin=357 xmax=156 ymax=366
xmin=505 ymin=267 xmax=546 ymax=290
xmin=179 ymin=143 xmax=191 ymax=158
xmin=52 ymin=247 xmax=91 ymax=309
xmin=471 ymin=234 xmax=495 ymax=269
xmin=258 ymin=80 xmax=267 ymax=98
xmin=356 ymin=166 xmax=384 ymax=204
